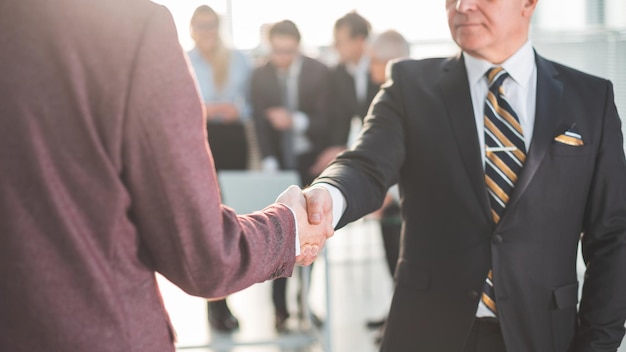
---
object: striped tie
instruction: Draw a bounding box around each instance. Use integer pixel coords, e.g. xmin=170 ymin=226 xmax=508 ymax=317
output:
xmin=482 ymin=67 xmax=526 ymax=314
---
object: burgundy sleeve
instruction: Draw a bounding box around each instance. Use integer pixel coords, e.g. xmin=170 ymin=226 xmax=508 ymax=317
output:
xmin=120 ymin=5 xmax=296 ymax=298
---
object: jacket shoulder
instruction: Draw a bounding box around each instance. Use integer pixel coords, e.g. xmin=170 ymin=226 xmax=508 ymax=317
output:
xmin=540 ymin=56 xmax=610 ymax=88
xmin=389 ymin=57 xmax=451 ymax=82
xmin=302 ymin=56 xmax=330 ymax=72
xmin=549 ymin=61 xmax=609 ymax=84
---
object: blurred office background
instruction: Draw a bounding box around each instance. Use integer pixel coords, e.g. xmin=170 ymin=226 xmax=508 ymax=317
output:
xmin=150 ymin=1 xmax=626 ymax=351
xmin=153 ymin=0 xmax=626 ymax=140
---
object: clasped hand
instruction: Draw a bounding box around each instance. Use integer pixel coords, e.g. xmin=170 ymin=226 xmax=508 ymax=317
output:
xmin=276 ymin=186 xmax=334 ymax=266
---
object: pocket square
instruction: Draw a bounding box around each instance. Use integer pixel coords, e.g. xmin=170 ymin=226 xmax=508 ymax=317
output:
xmin=554 ymin=129 xmax=584 ymax=146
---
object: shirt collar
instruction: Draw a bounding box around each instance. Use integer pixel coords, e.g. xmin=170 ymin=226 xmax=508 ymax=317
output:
xmin=346 ymin=55 xmax=370 ymax=76
xmin=463 ymin=40 xmax=535 ymax=88
xmin=288 ymin=54 xmax=303 ymax=77
xmin=276 ymin=54 xmax=303 ymax=78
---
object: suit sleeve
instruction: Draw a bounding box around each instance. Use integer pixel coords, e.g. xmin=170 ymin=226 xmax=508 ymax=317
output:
xmin=315 ymin=62 xmax=407 ymax=228
xmin=576 ymin=81 xmax=626 ymax=351
xmin=120 ymin=6 xmax=296 ymax=298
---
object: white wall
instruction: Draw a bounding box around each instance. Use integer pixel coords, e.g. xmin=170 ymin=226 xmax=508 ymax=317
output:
xmin=535 ymin=0 xmax=587 ymax=31
xmin=606 ymin=0 xmax=626 ymax=29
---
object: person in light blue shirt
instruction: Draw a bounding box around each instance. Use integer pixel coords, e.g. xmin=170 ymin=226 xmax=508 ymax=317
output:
xmin=187 ymin=5 xmax=252 ymax=332
xmin=187 ymin=46 xmax=251 ymax=126
xmin=188 ymin=5 xmax=252 ymax=171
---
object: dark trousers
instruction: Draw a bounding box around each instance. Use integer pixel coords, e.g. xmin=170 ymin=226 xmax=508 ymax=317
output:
xmin=463 ymin=318 xmax=507 ymax=352
xmin=207 ymin=122 xmax=248 ymax=170
xmin=272 ymin=267 xmax=312 ymax=317
xmin=206 ymin=122 xmax=248 ymax=320
xmin=272 ymin=151 xmax=319 ymax=315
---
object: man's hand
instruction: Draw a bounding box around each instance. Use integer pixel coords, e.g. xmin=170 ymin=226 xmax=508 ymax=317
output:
xmin=204 ymin=103 xmax=240 ymax=123
xmin=265 ymin=107 xmax=293 ymax=131
xmin=276 ymin=186 xmax=334 ymax=266
xmin=215 ymin=103 xmax=240 ymax=123
xmin=309 ymin=146 xmax=346 ymax=176
xmin=302 ymin=186 xmax=334 ymax=227
xmin=365 ymin=193 xmax=394 ymax=221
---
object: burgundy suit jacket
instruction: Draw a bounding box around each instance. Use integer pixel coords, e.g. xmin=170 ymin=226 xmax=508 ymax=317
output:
xmin=0 ymin=1 xmax=296 ymax=351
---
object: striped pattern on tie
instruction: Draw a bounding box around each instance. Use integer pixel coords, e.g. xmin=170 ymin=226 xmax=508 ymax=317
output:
xmin=482 ymin=67 xmax=526 ymax=315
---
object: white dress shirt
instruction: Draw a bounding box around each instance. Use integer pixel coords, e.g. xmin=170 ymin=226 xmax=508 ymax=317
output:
xmin=313 ymin=41 xmax=538 ymax=317
xmin=345 ymin=55 xmax=371 ymax=105
xmin=466 ymin=40 xmax=537 ymax=163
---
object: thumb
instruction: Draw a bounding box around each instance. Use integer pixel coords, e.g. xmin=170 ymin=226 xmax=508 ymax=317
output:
xmin=304 ymin=188 xmax=328 ymax=225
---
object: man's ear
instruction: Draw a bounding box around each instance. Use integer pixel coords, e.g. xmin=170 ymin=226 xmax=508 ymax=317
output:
xmin=522 ymin=0 xmax=539 ymax=17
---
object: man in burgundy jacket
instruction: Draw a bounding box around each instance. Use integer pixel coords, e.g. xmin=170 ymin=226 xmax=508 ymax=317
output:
xmin=0 ymin=1 xmax=330 ymax=351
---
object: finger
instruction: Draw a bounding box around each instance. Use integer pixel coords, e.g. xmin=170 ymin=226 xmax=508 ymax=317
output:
xmin=295 ymin=254 xmax=306 ymax=266
xmin=276 ymin=185 xmax=301 ymax=204
xmin=301 ymin=244 xmax=312 ymax=257
xmin=295 ymin=254 xmax=314 ymax=267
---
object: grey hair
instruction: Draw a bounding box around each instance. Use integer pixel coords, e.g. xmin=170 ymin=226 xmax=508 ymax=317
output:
xmin=370 ymin=30 xmax=410 ymax=61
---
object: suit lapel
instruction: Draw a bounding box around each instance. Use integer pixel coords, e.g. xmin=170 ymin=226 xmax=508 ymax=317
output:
xmin=505 ymin=54 xmax=563 ymax=212
xmin=439 ymin=55 xmax=492 ymax=222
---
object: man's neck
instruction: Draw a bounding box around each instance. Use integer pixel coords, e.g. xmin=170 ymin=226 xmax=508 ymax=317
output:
xmin=465 ymin=36 xmax=529 ymax=65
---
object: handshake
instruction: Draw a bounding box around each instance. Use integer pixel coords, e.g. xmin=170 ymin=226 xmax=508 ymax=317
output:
xmin=276 ymin=185 xmax=335 ymax=266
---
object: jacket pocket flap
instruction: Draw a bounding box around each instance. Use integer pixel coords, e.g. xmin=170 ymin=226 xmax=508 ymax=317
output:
xmin=553 ymin=282 xmax=579 ymax=309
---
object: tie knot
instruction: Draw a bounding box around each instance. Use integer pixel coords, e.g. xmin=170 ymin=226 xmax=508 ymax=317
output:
xmin=486 ymin=66 xmax=509 ymax=89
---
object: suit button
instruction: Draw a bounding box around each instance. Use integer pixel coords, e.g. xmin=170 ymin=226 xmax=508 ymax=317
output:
xmin=492 ymin=234 xmax=503 ymax=244
xmin=468 ymin=290 xmax=479 ymax=300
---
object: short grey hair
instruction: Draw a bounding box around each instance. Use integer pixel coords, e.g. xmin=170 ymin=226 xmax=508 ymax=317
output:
xmin=370 ymin=30 xmax=410 ymax=61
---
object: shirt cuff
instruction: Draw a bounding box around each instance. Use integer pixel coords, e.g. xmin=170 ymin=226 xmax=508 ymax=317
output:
xmin=281 ymin=204 xmax=301 ymax=256
xmin=308 ymin=183 xmax=346 ymax=229
xmin=388 ymin=184 xmax=400 ymax=202
xmin=262 ymin=157 xmax=280 ymax=172
xmin=292 ymin=111 xmax=310 ymax=133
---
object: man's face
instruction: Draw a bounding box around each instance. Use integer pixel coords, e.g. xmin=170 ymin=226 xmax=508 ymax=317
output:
xmin=446 ymin=0 xmax=536 ymax=63
xmin=369 ymin=57 xmax=388 ymax=85
xmin=334 ymin=26 xmax=366 ymax=64
xmin=191 ymin=12 xmax=219 ymax=53
xmin=269 ymin=35 xmax=300 ymax=70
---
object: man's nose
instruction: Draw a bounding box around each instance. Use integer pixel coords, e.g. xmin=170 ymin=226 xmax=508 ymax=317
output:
xmin=455 ymin=0 xmax=478 ymax=12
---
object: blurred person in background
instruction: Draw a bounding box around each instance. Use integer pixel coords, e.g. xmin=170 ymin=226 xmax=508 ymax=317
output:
xmin=187 ymin=4 xmax=252 ymax=333
xmin=250 ymin=19 xmax=331 ymax=332
xmin=310 ymin=11 xmax=379 ymax=175
xmin=0 ymin=1 xmax=330 ymax=351
xmin=188 ymin=5 xmax=251 ymax=172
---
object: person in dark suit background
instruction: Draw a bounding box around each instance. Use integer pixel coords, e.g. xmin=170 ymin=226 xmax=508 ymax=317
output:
xmin=310 ymin=11 xmax=379 ymax=175
xmin=0 ymin=1 xmax=330 ymax=351
xmin=251 ymin=20 xmax=330 ymax=187
xmin=250 ymin=19 xmax=331 ymax=332
xmin=303 ymin=0 xmax=626 ymax=351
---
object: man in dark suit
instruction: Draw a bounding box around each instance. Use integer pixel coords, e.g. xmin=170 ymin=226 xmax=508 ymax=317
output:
xmin=250 ymin=19 xmax=331 ymax=332
xmin=311 ymin=11 xmax=379 ymax=175
xmin=251 ymin=20 xmax=331 ymax=187
xmin=303 ymin=0 xmax=626 ymax=351
xmin=0 ymin=1 xmax=329 ymax=351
